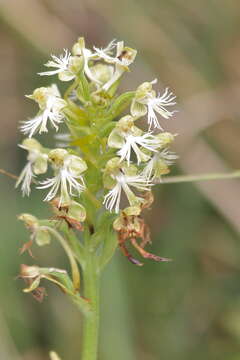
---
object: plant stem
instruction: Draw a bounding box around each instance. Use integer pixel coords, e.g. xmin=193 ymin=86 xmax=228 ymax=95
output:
xmin=64 ymin=79 xmax=78 ymax=100
xmin=160 ymin=170 xmax=240 ymax=184
xmin=81 ymin=254 xmax=100 ymax=360
xmin=0 ymin=168 xmax=18 ymax=180
xmin=42 ymin=226 xmax=81 ymax=292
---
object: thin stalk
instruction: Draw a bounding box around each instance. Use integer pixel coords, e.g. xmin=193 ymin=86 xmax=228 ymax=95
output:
xmin=64 ymin=79 xmax=79 ymax=100
xmin=81 ymin=254 xmax=100 ymax=360
xmin=41 ymin=226 xmax=81 ymax=292
xmin=0 ymin=168 xmax=18 ymax=180
xmin=160 ymin=170 xmax=240 ymax=184
xmin=65 ymin=229 xmax=85 ymax=267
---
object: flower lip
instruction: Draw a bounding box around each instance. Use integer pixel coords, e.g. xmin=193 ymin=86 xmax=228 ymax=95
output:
xmin=103 ymin=164 xmax=153 ymax=213
xmin=21 ymin=85 xmax=66 ymax=137
xmin=131 ymin=81 xmax=177 ymax=130
xmin=142 ymin=149 xmax=178 ymax=181
xmin=38 ymin=49 xmax=73 ymax=78
xmin=15 ymin=139 xmax=48 ymax=196
xmin=37 ymin=153 xmax=87 ymax=204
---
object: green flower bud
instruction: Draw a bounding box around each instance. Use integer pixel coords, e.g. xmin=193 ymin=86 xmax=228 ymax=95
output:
xmin=91 ymin=90 xmax=110 ymax=107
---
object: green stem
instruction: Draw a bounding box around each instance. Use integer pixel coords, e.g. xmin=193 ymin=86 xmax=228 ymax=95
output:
xmin=64 ymin=79 xmax=79 ymax=100
xmin=160 ymin=170 xmax=240 ymax=184
xmin=81 ymin=254 xmax=100 ymax=360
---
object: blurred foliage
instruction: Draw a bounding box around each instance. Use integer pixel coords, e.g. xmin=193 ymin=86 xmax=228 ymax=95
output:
xmin=0 ymin=0 xmax=240 ymax=359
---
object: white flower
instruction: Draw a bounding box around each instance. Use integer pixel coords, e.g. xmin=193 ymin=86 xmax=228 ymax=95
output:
xmin=80 ymin=39 xmax=117 ymax=85
xmin=38 ymin=49 xmax=73 ymax=80
xmin=93 ymin=40 xmax=121 ymax=65
xmin=71 ymin=38 xmax=136 ymax=90
xmin=15 ymin=139 xmax=48 ymax=196
xmin=103 ymin=158 xmax=152 ymax=213
xmin=21 ymin=85 xmax=66 ymax=137
xmin=117 ymin=132 xmax=160 ymax=165
xmin=37 ymin=149 xmax=87 ymax=204
xmin=131 ymin=80 xmax=177 ymax=130
xmin=72 ymin=38 xmax=102 ymax=85
xmin=81 ymin=47 xmax=101 ymax=84
xmin=108 ymin=116 xmax=160 ymax=165
xmin=94 ymin=41 xmax=137 ymax=91
xmin=103 ymin=172 xmax=151 ymax=213
xmin=146 ymin=88 xmax=177 ymax=129
xmin=16 ymin=162 xmax=34 ymax=197
xmin=94 ymin=40 xmax=135 ymax=68
xmin=142 ymin=149 xmax=178 ymax=180
xmin=38 ymin=40 xmax=118 ymax=86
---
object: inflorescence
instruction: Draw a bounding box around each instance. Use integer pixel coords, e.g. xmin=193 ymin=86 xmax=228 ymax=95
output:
xmin=17 ymin=37 xmax=178 ymax=268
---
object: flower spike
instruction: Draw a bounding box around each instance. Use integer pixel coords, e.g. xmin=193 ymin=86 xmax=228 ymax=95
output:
xmin=16 ymin=37 xmax=179 ymax=327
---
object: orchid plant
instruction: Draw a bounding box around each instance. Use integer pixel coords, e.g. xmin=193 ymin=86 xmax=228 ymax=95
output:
xmin=14 ymin=37 xmax=239 ymax=360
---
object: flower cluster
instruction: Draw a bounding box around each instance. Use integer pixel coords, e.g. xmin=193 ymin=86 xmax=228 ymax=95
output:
xmin=16 ymin=37 xmax=178 ymax=270
xmin=17 ymin=37 xmax=177 ymax=215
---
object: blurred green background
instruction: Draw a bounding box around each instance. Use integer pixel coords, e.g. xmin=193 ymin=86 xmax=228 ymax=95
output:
xmin=1 ymin=1 xmax=240 ymax=359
